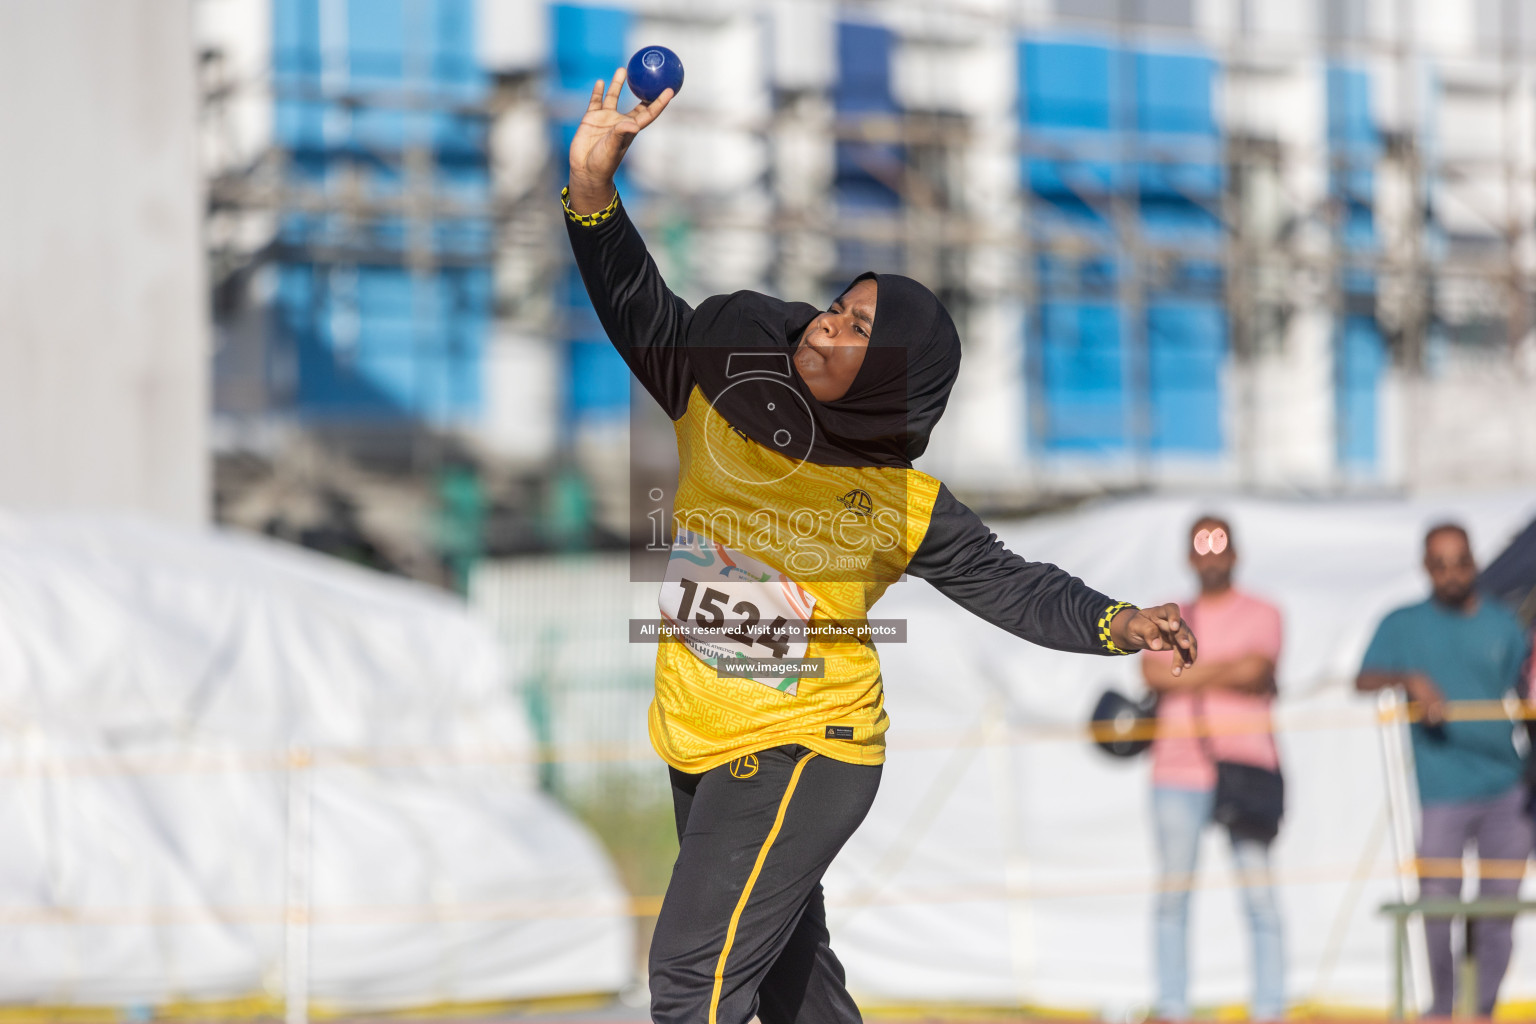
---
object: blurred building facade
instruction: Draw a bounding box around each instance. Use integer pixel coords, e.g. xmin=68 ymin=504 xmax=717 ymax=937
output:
xmin=198 ymin=0 xmax=1536 ymax=574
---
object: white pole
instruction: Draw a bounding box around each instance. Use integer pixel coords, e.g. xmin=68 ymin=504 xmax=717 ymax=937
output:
xmin=1377 ymin=689 xmax=1430 ymax=1010
xmin=285 ymin=743 xmax=313 ymax=1024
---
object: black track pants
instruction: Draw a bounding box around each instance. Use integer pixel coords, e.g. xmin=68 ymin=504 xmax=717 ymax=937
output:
xmin=649 ymin=745 xmax=881 ymax=1024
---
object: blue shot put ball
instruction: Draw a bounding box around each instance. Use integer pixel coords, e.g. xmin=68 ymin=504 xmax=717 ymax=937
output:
xmin=626 ymin=45 xmax=684 ymax=103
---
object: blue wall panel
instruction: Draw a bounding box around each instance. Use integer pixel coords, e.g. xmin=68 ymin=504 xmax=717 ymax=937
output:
xmin=273 ymin=0 xmax=325 ymax=148
xmin=1328 ymin=66 xmax=1378 ymax=256
xmin=1328 ymin=65 xmax=1378 ymax=256
xmin=1135 ymin=51 xmax=1221 ymax=241
xmin=1022 ymin=41 xmax=1114 ymax=130
xmin=834 ymin=21 xmax=897 ymax=113
xmin=1135 ymin=52 xmax=1217 ymax=135
xmin=1019 ymin=41 xmax=1116 ymax=230
xmin=281 ymin=264 xmax=487 ymax=420
xmin=1337 ymin=315 xmax=1384 ymax=469
xmin=1034 ymin=299 xmax=1225 ymax=456
xmin=1327 ymin=66 xmax=1375 ymax=149
xmin=552 ymin=4 xmax=630 ymax=89
xmin=1022 ymin=39 xmax=1226 ymax=458
xmin=548 ymin=4 xmax=631 ymax=192
xmin=568 ymin=340 xmax=632 ymax=418
xmin=347 ymin=0 xmax=405 ymax=86
xmin=269 ymin=0 xmax=489 ymax=424
xmin=1037 ymin=302 xmax=1127 ymax=453
xmin=1327 ymin=65 xmax=1383 ymax=470
xmin=551 ymin=5 xmax=635 ymax=421
xmin=834 ymin=21 xmax=901 ymax=212
xmin=1019 ymin=41 xmax=1222 ymax=230
xmin=273 ymin=0 xmax=321 ymax=74
xmin=1147 ymin=302 xmax=1225 ymax=454
xmin=432 ymin=0 xmax=480 ymax=92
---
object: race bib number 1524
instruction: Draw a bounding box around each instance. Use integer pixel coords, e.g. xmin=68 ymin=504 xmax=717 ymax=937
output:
xmin=658 ymin=531 xmax=816 ymax=695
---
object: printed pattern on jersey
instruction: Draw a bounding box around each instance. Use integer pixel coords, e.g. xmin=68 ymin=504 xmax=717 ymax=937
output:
xmin=649 ymin=386 xmax=941 ymax=773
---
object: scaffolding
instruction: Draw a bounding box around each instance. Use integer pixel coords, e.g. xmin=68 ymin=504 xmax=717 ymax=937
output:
xmin=198 ymin=0 xmax=1536 ymax=545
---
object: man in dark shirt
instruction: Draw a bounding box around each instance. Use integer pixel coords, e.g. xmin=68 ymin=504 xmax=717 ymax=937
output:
xmin=1356 ymin=523 xmax=1534 ymax=1018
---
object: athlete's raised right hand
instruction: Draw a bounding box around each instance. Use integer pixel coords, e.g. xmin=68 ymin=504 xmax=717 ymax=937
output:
xmin=567 ymin=67 xmax=674 ymax=215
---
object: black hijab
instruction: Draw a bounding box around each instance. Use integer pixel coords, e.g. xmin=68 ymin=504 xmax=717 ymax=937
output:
xmin=683 ymin=273 xmax=962 ymax=469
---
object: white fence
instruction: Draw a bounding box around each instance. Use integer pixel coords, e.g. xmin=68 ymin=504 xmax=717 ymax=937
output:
xmin=471 ymin=554 xmax=666 ymax=804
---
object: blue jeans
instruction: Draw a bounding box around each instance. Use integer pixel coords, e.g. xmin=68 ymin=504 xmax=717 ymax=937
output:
xmin=1153 ymin=785 xmax=1286 ymax=1021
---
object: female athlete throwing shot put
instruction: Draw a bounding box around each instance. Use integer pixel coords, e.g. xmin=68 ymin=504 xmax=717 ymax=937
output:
xmin=565 ymin=69 xmax=1196 ymax=1024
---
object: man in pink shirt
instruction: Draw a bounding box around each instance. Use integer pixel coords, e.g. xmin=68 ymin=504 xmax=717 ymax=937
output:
xmin=1141 ymin=515 xmax=1285 ymax=1022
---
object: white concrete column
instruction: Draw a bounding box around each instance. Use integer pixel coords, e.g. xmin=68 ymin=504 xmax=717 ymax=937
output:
xmin=0 ymin=0 xmax=209 ymax=523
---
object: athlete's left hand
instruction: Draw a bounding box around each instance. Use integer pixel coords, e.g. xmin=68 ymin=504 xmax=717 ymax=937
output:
xmin=1111 ymin=603 xmax=1196 ymax=674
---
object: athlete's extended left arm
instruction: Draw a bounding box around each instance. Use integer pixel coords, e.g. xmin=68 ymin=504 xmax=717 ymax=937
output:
xmin=906 ymin=485 xmax=1196 ymax=671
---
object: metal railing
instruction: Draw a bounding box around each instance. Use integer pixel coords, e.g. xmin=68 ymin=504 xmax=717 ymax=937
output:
xmin=1381 ymin=898 xmax=1536 ymax=1020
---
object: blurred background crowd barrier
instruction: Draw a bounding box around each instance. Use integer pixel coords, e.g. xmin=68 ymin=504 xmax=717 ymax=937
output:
xmin=1 ymin=494 xmax=1533 ymax=1017
xmin=470 ymin=491 xmax=1536 ymax=1018
xmin=4 ymin=0 xmax=1536 ymax=1019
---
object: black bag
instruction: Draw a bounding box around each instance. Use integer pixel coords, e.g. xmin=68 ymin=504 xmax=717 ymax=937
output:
xmin=1212 ymin=760 xmax=1285 ymax=843
xmin=1089 ymin=688 xmax=1159 ymax=758
xmin=1197 ymin=694 xmax=1285 ymax=843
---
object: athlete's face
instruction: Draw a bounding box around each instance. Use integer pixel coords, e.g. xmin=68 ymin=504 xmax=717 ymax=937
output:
xmin=794 ymin=278 xmax=875 ymax=402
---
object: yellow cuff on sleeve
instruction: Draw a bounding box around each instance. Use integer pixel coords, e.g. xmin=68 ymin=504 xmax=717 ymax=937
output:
xmin=561 ymin=186 xmax=619 ymax=227
xmin=1098 ymin=601 xmax=1136 ymax=655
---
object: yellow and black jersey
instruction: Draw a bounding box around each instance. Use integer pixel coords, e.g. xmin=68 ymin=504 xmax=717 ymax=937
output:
xmin=654 ymin=382 xmax=938 ymax=770
xmin=565 ymin=190 xmax=1130 ymax=774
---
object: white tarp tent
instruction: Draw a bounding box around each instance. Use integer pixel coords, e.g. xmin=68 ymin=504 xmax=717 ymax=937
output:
xmin=826 ymin=491 xmax=1536 ymax=1016
xmin=0 ymin=515 xmax=631 ymax=1008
